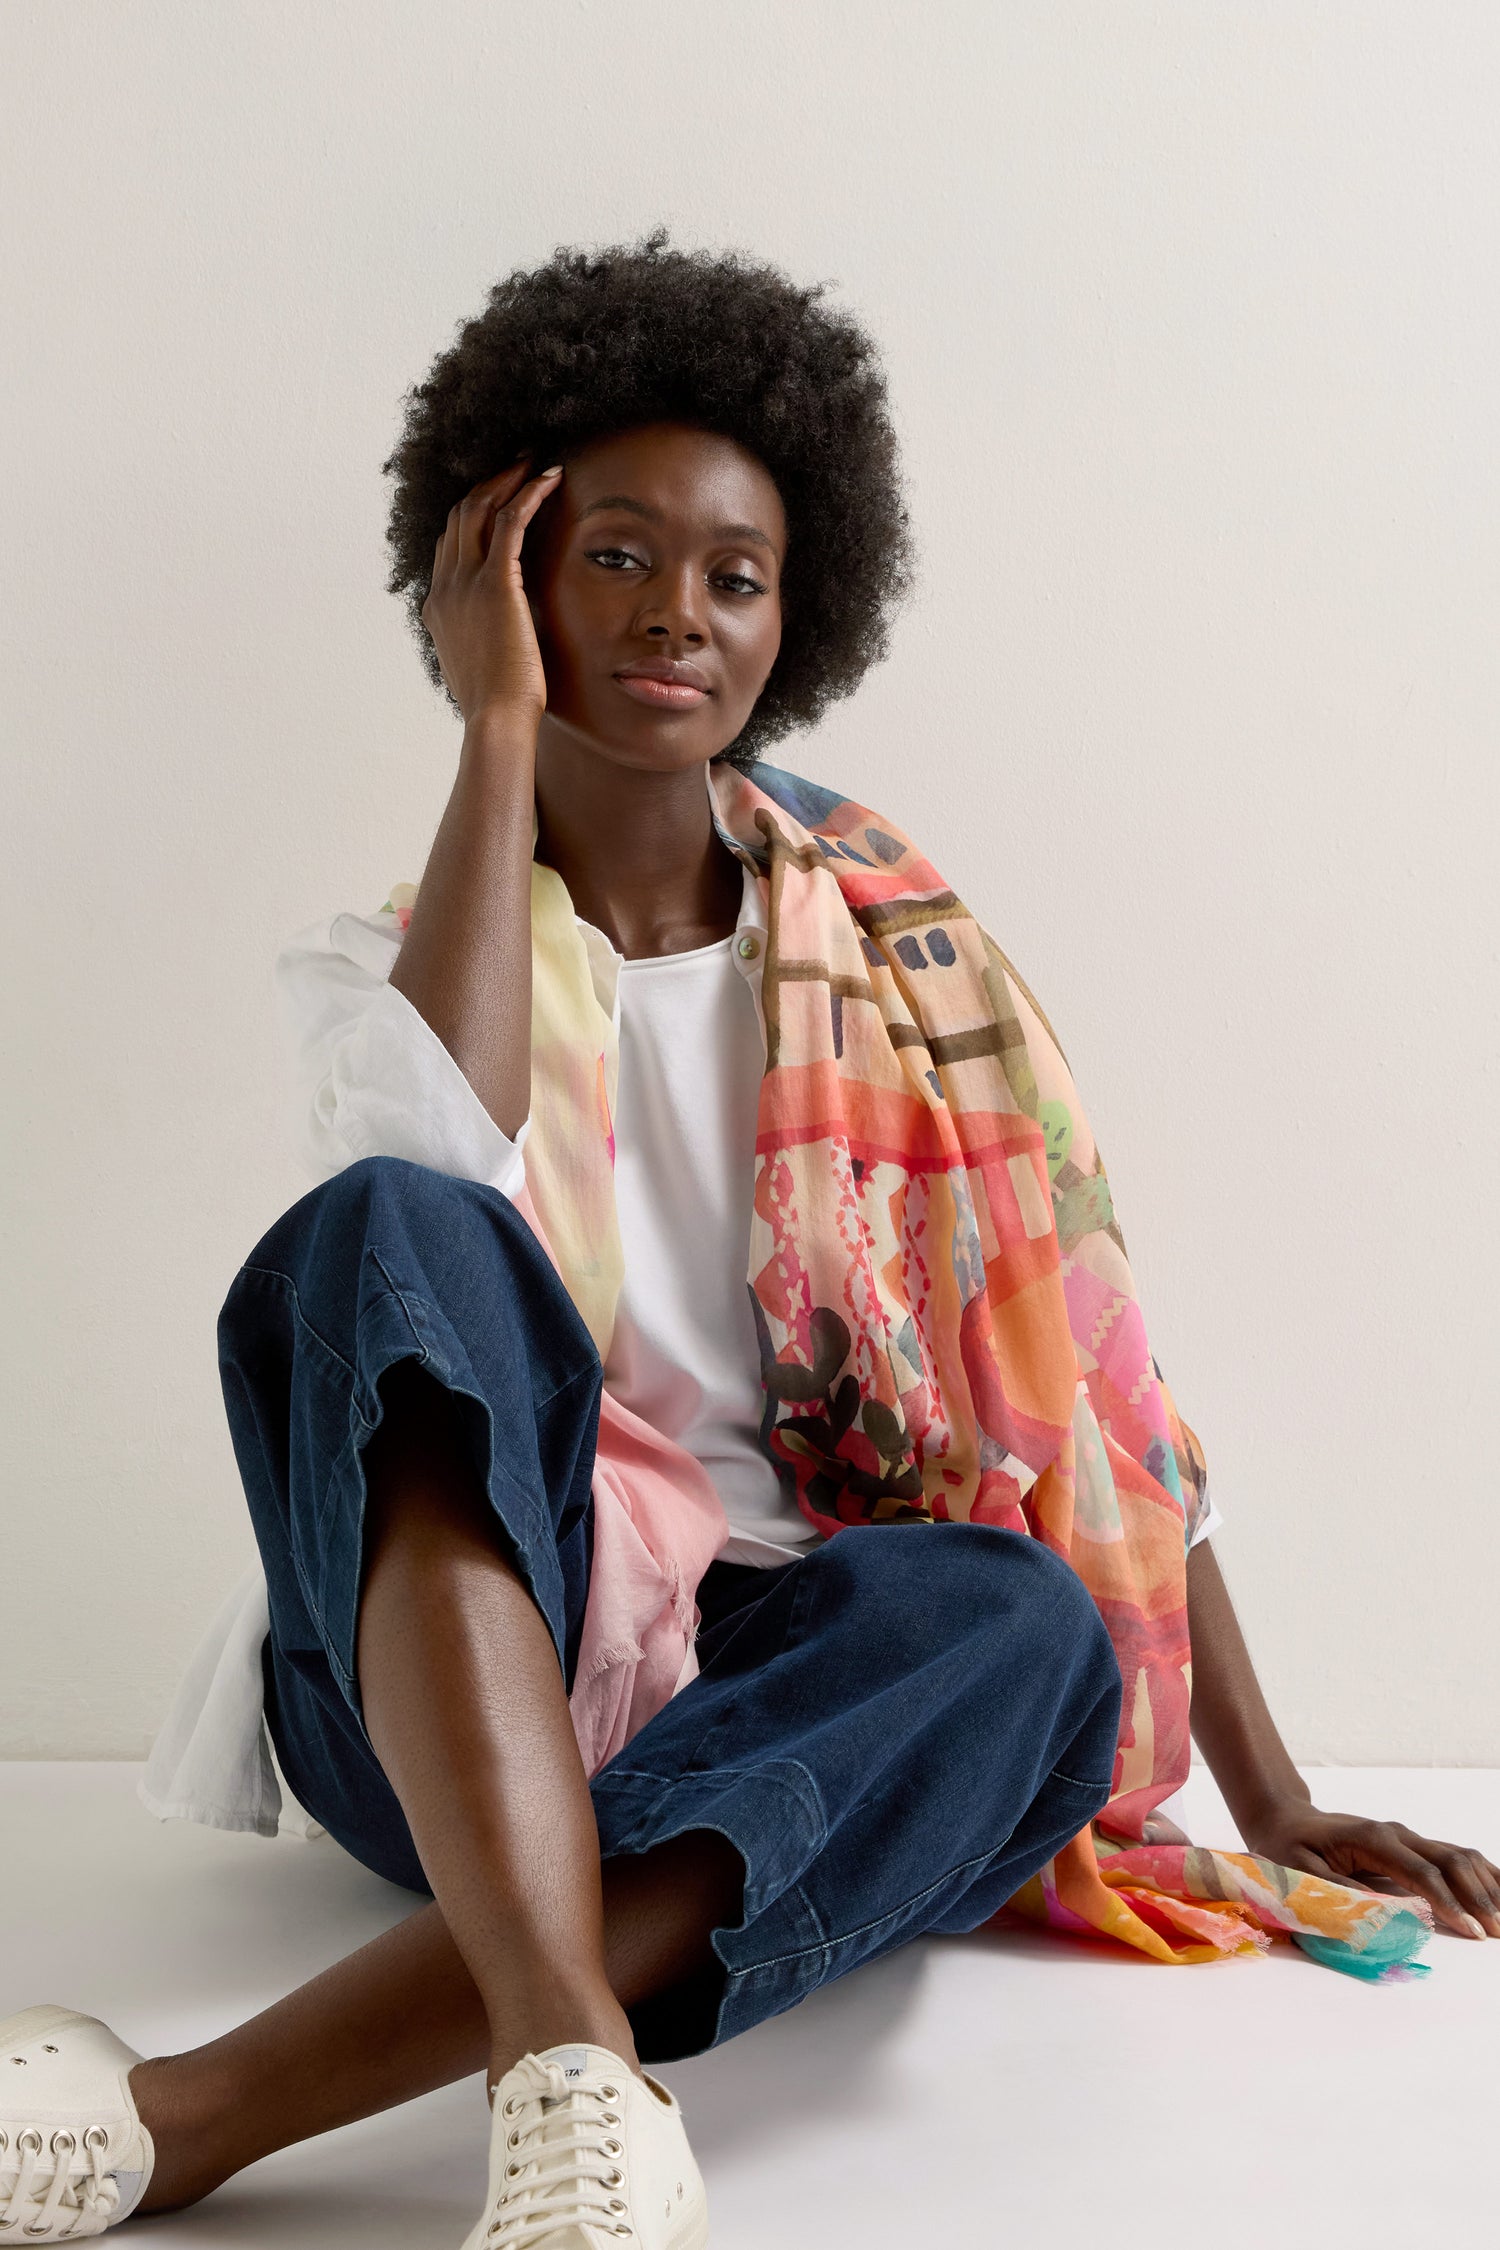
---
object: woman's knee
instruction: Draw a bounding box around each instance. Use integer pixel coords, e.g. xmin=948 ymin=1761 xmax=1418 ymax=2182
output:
xmin=227 ymin=1161 xmax=575 ymax=1368
xmin=969 ymin=1526 xmax=1122 ymax=1700
xmin=245 ymin=1155 xmax=492 ymax=1275
xmin=330 ymin=1151 xmax=476 ymax=1207
xmin=820 ymin=1519 xmax=1119 ymax=1690
xmin=298 ymin=1153 xmax=484 ymax=1248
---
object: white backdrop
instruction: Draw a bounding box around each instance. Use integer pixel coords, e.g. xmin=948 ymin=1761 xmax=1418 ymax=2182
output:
xmin=3 ymin=0 xmax=1495 ymax=1762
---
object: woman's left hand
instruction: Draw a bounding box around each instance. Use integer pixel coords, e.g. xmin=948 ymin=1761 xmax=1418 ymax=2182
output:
xmin=1241 ymin=1800 xmax=1500 ymax=1940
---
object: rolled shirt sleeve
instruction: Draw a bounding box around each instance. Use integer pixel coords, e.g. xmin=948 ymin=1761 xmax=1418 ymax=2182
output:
xmin=1188 ymin=1488 xmax=1225 ymax=1547
xmin=273 ymin=906 xmax=531 ymax=1199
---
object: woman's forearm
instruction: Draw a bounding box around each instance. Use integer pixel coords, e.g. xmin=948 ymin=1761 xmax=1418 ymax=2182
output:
xmin=1185 ymin=1538 xmax=1311 ymax=1842
xmin=386 ymin=713 xmax=538 ymax=1141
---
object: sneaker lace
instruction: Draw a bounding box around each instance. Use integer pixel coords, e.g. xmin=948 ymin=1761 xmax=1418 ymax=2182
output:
xmin=485 ymin=2056 xmax=635 ymax=2247
xmin=0 ymin=2124 xmax=121 ymax=2239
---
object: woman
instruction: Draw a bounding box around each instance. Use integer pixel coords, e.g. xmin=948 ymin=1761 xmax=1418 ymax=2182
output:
xmin=4 ymin=227 xmax=1497 ymax=2250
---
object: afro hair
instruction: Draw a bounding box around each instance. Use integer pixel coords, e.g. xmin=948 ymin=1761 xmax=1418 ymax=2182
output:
xmin=381 ymin=224 xmax=918 ymax=770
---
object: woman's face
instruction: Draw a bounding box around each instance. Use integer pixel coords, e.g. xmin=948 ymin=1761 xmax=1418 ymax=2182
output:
xmin=521 ymin=420 xmax=786 ymax=765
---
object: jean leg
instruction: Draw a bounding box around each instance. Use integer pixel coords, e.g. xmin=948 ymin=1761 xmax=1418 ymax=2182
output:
xmin=589 ymin=1523 xmax=1124 ymax=2062
xmin=217 ymin=1154 xmax=605 ymax=1889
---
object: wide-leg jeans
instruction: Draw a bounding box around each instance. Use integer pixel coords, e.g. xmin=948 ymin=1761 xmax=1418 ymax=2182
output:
xmin=217 ymin=1155 xmax=1124 ymax=2065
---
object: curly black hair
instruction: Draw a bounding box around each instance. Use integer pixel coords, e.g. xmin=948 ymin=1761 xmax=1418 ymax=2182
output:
xmin=381 ymin=224 xmax=918 ymax=771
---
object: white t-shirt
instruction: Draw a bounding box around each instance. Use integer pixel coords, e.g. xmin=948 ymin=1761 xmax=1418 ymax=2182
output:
xmin=607 ymin=927 xmax=821 ymax=1565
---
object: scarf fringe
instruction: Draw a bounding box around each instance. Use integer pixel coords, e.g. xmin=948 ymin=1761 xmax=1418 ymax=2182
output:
xmin=997 ymin=1834 xmax=1437 ymax=1982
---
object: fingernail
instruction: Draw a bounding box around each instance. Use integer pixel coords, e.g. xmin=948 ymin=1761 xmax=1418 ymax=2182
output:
xmin=541 ymin=464 xmax=563 ymax=476
xmin=1462 ymin=1912 xmax=1486 ymax=1938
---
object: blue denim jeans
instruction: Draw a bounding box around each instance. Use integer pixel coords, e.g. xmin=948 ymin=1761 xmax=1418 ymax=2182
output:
xmin=217 ymin=1155 xmax=1123 ymax=2066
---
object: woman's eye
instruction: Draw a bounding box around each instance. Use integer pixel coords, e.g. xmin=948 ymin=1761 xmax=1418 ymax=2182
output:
xmin=586 ymin=548 xmax=765 ymax=596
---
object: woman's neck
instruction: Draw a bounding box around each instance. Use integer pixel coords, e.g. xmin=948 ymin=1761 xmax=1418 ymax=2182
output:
xmin=532 ymin=738 xmax=744 ymax=960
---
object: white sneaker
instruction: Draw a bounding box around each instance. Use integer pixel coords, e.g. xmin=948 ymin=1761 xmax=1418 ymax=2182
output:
xmin=0 ymin=2007 xmax=155 ymax=2241
xmin=462 ymin=2042 xmax=708 ymax=2250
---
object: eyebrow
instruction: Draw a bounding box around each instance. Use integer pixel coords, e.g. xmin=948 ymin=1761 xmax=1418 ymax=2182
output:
xmin=574 ymin=493 xmax=777 ymax=554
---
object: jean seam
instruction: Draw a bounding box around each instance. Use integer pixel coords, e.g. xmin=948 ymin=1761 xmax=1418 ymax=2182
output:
xmin=362 ymin=1247 xmax=433 ymax=1388
xmin=234 ymin=1258 xmax=426 ymax=1707
xmin=674 ymin=1557 xmax=824 ymax=1782
xmin=593 ymin=1763 xmax=831 ymax=1949
xmin=594 ymin=1759 xmax=829 ymax=1859
xmin=236 ymin=1263 xmax=356 ymax=1377
xmin=728 ymin=1745 xmax=1112 ymax=1979
xmin=228 ymin=1267 xmax=359 ymax=1666
xmin=531 ymin=1356 xmax=607 ymax=1415
xmin=346 ymin=1257 xmax=554 ymax=1577
xmin=738 ymin=1834 xmax=1023 ymax=1976
xmin=364 ymin=1248 xmax=602 ymax=1418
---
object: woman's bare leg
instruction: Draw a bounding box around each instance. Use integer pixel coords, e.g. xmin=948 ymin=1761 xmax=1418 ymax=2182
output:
xmin=129 ymin=1839 xmax=741 ymax=2213
xmin=127 ymin=1360 xmax=745 ymax=2213
xmin=356 ymin=1356 xmax=641 ymax=2079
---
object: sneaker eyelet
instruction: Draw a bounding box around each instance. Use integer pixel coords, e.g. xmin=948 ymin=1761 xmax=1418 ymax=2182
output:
xmin=602 ymin=2139 xmax=622 ymax=2156
xmin=608 ymin=2198 xmax=626 ymax=2213
xmin=41 ymin=2045 xmax=58 ymax=2055
xmin=83 ymin=2128 xmax=108 ymax=2152
xmin=676 ymin=2181 xmax=684 ymax=2197
xmin=50 ymin=2130 xmax=76 ymax=2155
xmin=503 ymin=2095 xmax=520 ymax=2116
xmin=17 ymin=2131 xmax=43 ymax=2153
xmin=10 ymin=2056 xmax=27 ymax=2065
xmin=605 ymin=2167 xmax=623 ymax=2187
xmin=505 ymin=2160 xmax=522 ymax=2177
xmin=506 ymin=2128 xmax=519 ymax=2148
xmin=599 ymin=2083 xmax=618 ymax=2099
xmin=601 ymin=2109 xmax=621 ymax=2125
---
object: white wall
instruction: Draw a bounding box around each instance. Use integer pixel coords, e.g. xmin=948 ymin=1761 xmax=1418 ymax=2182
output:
xmin=3 ymin=0 xmax=1495 ymax=1762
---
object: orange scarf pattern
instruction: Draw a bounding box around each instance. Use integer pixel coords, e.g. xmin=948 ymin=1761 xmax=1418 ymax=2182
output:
xmin=401 ymin=754 xmax=1435 ymax=1983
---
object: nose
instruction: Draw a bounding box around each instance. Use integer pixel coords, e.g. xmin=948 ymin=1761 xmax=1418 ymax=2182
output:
xmin=640 ymin=561 xmax=708 ymax=643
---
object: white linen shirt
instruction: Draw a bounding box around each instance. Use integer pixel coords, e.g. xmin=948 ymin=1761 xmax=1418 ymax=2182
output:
xmin=138 ymin=856 xmax=1221 ymax=1843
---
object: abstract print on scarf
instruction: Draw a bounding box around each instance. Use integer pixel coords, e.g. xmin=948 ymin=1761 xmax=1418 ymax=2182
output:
xmin=382 ymin=755 xmax=1433 ymax=1985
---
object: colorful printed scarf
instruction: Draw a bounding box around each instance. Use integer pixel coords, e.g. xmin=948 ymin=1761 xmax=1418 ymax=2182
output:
xmin=399 ymin=755 xmax=1434 ymax=1985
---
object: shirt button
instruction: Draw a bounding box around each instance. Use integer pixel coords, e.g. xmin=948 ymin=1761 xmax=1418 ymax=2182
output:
xmin=736 ymin=934 xmax=760 ymax=959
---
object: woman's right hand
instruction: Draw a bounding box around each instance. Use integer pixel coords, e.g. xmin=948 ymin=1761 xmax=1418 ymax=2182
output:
xmin=420 ymin=454 xmax=563 ymax=728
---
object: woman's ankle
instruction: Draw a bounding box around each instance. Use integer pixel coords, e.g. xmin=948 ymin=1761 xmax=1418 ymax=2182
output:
xmin=127 ymin=2053 xmax=241 ymax=2214
xmin=484 ymin=1990 xmax=643 ymax=2101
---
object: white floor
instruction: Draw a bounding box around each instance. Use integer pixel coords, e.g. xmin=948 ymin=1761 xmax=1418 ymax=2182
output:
xmin=3 ymin=1763 xmax=1497 ymax=2248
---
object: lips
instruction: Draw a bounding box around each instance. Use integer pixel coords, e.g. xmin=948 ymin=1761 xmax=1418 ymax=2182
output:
xmin=614 ymin=659 xmax=712 ymax=691
xmin=613 ymin=673 xmax=709 ymax=710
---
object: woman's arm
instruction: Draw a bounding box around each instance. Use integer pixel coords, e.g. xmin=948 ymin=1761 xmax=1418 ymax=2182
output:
xmin=387 ymin=455 xmax=562 ymax=1141
xmin=386 ymin=717 xmax=538 ymax=1140
xmin=1185 ymin=1538 xmax=1309 ymax=1835
xmin=1186 ymin=1538 xmax=1500 ymax=1940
